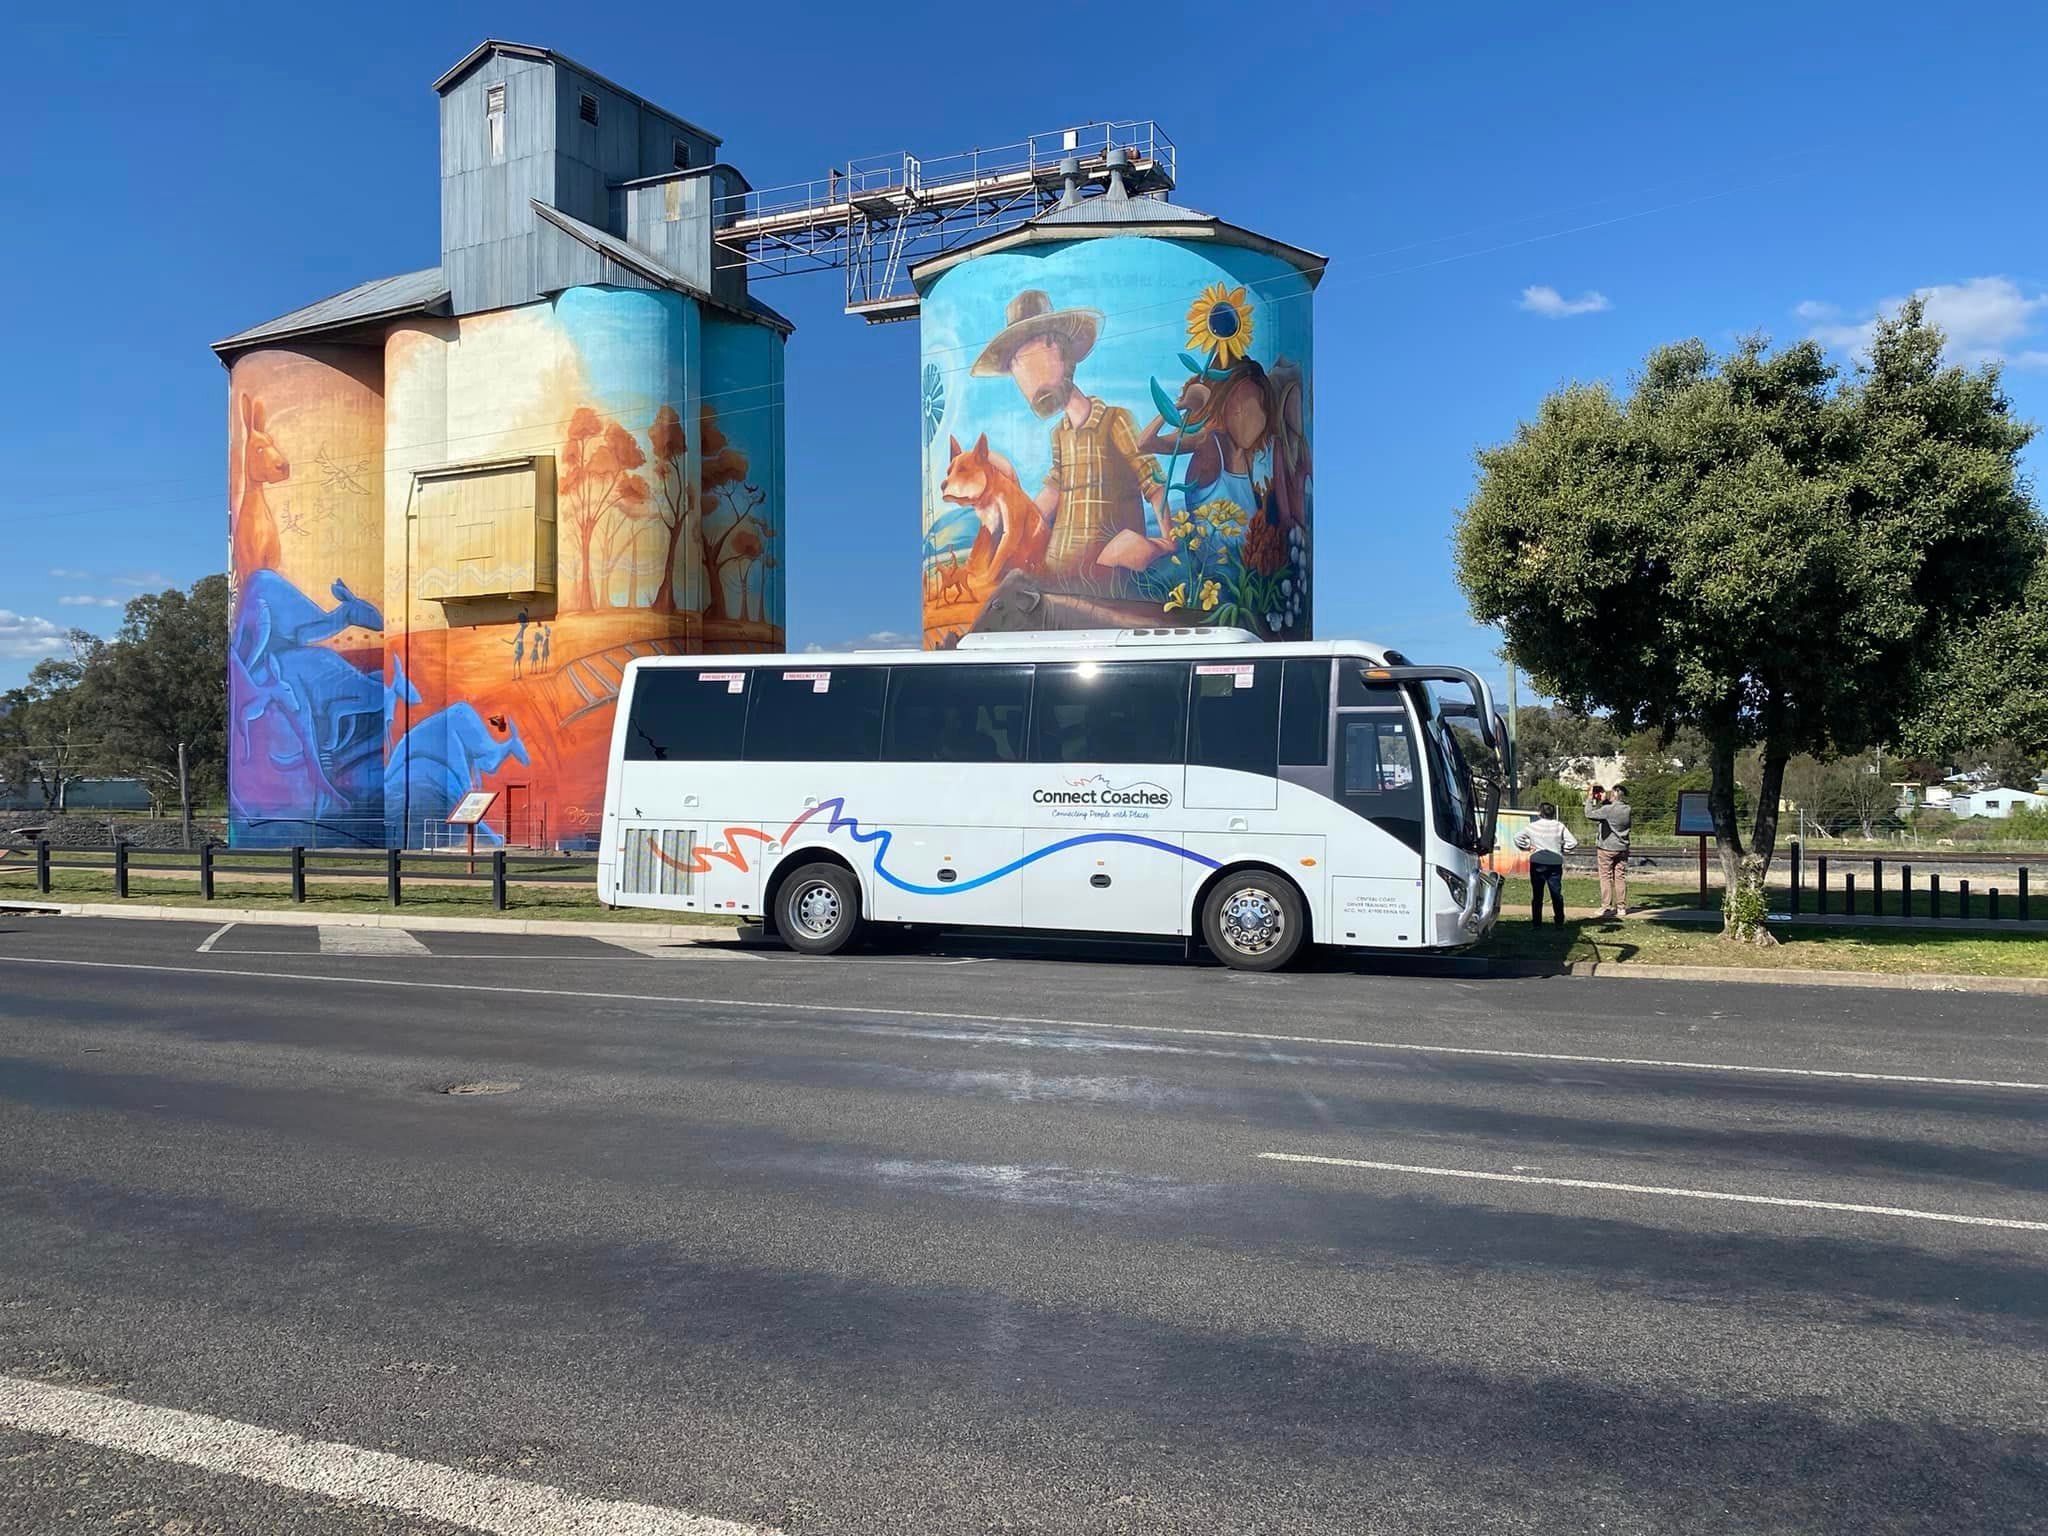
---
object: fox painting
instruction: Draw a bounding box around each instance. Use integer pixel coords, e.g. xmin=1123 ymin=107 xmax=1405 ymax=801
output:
xmin=939 ymin=433 xmax=1050 ymax=588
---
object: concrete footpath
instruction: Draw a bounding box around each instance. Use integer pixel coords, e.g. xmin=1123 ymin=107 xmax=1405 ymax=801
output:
xmin=4 ymin=898 xmax=2045 ymax=994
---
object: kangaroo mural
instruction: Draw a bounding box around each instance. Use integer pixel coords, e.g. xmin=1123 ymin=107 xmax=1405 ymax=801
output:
xmin=230 ymin=392 xmax=289 ymax=580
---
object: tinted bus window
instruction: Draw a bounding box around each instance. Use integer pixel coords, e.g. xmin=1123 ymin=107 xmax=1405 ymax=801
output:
xmin=883 ymin=664 xmax=1034 ymax=762
xmin=1341 ymin=716 xmax=1418 ymax=794
xmin=1279 ymin=658 xmax=1331 ymax=765
xmin=1030 ymin=662 xmax=1189 ymax=764
xmin=623 ymin=667 xmax=752 ymax=761
xmin=743 ymin=668 xmax=886 ymax=762
xmin=1188 ymin=660 xmax=1279 ymax=776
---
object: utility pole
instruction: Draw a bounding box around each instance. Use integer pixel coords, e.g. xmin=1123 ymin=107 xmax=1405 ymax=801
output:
xmin=177 ymin=741 xmax=193 ymax=850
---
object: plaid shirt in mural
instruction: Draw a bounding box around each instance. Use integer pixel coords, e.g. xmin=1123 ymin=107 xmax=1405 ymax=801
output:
xmin=1040 ymin=399 xmax=1164 ymax=579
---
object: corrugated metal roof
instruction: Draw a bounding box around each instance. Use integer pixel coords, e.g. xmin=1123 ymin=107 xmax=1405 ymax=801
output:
xmin=531 ymin=203 xmax=794 ymax=335
xmin=212 ymin=268 xmax=449 ymax=357
xmin=1031 ymin=179 xmax=1214 ymax=227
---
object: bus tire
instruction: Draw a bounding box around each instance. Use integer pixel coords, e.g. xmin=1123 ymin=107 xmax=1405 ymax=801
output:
xmin=776 ymin=862 xmax=863 ymax=956
xmin=1201 ymin=872 xmax=1306 ymax=972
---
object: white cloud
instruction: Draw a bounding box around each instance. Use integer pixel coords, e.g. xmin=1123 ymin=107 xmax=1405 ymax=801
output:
xmin=48 ymin=567 xmax=88 ymax=580
xmin=0 ymin=610 xmax=69 ymax=661
xmin=112 ymin=571 xmax=171 ymax=589
xmin=800 ymin=631 xmax=919 ymax=654
xmin=1520 ymin=285 xmax=1611 ymax=319
xmin=1799 ymin=276 xmax=2048 ymax=367
xmin=58 ymin=595 xmax=122 ymax=608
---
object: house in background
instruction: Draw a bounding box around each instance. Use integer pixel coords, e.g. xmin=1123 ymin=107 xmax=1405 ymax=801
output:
xmin=1948 ymin=787 xmax=2048 ymax=819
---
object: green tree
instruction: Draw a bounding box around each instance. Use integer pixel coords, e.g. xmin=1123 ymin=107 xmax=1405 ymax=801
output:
xmin=1513 ymin=704 xmax=1619 ymax=783
xmin=0 ymin=639 xmax=99 ymax=810
xmin=1454 ymin=302 xmax=2042 ymax=934
xmin=74 ymin=575 xmax=232 ymax=809
xmin=1905 ymin=555 xmax=2048 ymax=766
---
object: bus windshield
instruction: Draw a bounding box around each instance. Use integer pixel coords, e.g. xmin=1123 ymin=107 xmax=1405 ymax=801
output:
xmin=1409 ymin=678 xmax=1501 ymax=854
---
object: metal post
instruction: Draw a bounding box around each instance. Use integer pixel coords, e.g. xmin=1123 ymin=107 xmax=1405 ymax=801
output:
xmin=1872 ymin=859 xmax=1883 ymax=918
xmin=1930 ymin=873 xmax=1940 ymax=918
xmin=1902 ymin=864 xmax=1912 ymax=919
xmin=1816 ymin=856 xmax=1828 ymax=916
xmin=177 ymin=741 xmax=193 ymax=851
xmin=290 ymin=846 xmax=306 ymax=904
xmin=387 ymin=846 xmax=402 ymax=906
xmin=200 ymin=840 xmax=215 ymax=901
xmin=1990 ymin=887 xmax=2000 ymax=921
xmin=491 ymin=848 xmax=508 ymax=911
xmin=2023 ymin=868 xmax=2031 ymax=922
xmin=114 ymin=839 xmax=129 ymax=899
xmin=1960 ymin=879 xmax=1970 ymax=920
xmin=1789 ymin=843 xmax=1801 ymax=915
xmin=1844 ymin=874 xmax=1856 ymax=916
xmin=35 ymin=838 xmax=50 ymax=896
xmin=1698 ymin=836 xmax=1708 ymax=909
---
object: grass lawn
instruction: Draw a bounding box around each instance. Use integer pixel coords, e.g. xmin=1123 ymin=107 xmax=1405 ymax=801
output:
xmin=1479 ymin=878 xmax=2048 ymax=978
xmin=0 ymin=862 xmax=741 ymax=926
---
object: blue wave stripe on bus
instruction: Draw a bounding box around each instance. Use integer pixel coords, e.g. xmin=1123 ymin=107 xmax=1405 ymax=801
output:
xmin=788 ymin=798 xmax=1222 ymax=897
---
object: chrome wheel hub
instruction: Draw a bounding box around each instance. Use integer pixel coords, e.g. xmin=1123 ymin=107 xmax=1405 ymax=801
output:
xmin=1219 ymin=886 xmax=1283 ymax=955
xmin=792 ymin=881 xmax=842 ymax=938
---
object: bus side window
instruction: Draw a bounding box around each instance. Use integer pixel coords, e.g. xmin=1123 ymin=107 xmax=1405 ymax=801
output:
xmin=743 ymin=668 xmax=886 ymax=762
xmin=623 ymin=668 xmax=752 ymax=761
xmin=882 ymin=664 xmax=1034 ymax=762
xmin=1279 ymin=659 xmax=1331 ymax=765
xmin=1188 ymin=660 xmax=1279 ymax=776
xmin=1029 ymin=662 xmax=1189 ymax=764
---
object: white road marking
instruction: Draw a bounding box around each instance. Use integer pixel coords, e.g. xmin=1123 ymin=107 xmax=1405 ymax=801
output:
xmin=317 ymin=926 xmax=430 ymax=956
xmin=0 ymin=1374 xmax=779 ymax=1536
xmin=194 ymin=923 xmax=235 ymax=954
xmin=3 ymin=953 xmax=2045 ymax=1092
xmin=1258 ymin=1153 xmax=2048 ymax=1233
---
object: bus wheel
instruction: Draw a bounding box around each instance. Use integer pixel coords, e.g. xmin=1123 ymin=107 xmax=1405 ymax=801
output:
xmin=777 ymin=863 xmax=862 ymax=956
xmin=1202 ymin=874 xmax=1305 ymax=971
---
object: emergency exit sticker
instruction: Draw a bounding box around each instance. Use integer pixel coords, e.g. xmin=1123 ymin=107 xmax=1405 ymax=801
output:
xmin=1197 ymin=663 xmax=1255 ymax=688
xmin=700 ymin=671 xmax=745 ymax=693
xmin=784 ymin=670 xmax=831 ymax=693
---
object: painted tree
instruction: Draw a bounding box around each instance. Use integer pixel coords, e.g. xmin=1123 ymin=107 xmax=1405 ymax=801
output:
xmin=646 ymin=402 xmax=693 ymax=614
xmin=559 ymin=407 xmax=650 ymax=610
xmin=1455 ymin=303 xmax=2042 ymax=938
xmin=696 ymin=404 xmax=758 ymax=623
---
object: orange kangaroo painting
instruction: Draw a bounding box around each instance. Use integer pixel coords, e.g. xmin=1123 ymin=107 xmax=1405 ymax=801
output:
xmin=231 ymin=391 xmax=289 ymax=577
xmin=940 ymin=434 xmax=1049 ymax=587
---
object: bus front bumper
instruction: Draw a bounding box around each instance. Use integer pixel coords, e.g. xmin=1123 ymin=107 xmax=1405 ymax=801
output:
xmin=1435 ymin=868 xmax=1502 ymax=947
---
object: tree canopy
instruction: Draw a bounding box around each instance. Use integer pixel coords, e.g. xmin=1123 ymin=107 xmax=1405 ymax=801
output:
xmin=1902 ymin=552 xmax=2048 ymax=772
xmin=1455 ymin=302 xmax=2042 ymax=922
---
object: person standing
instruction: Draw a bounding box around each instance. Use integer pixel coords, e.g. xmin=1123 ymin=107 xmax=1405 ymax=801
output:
xmin=1514 ymin=802 xmax=1577 ymax=924
xmin=1585 ymin=784 xmax=1632 ymax=917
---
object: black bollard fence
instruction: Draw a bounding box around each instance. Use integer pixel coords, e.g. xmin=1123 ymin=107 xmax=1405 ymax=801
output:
xmin=491 ymin=848 xmax=508 ymax=911
xmin=1872 ymin=858 xmax=1883 ymax=917
xmin=290 ymin=846 xmax=306 ymax=904
xmin=1991 ymin=887 xmax=2001 ymax=921
xmin=113 ymin=839 xmax=129 ymax=899
xmin=1789 ymin=844 xmax=1802 ymax=915
xmin=1817 ymin=856 xmax=1829 ymax=916
xmin=2023 ymin=869 xmax=2032 ymax=922
xmin=1959 ymin=879 xmax=1971 ymax=920
xmin=387 ymin=847 xmax=403 ymax=906
xmin=1930 ymin=873 xmax=1941 ymax=918
xmin=200 ymin=840 xmax=216 ymax=901
xmin=1844 ymin=873 xmax=1856 ymax=916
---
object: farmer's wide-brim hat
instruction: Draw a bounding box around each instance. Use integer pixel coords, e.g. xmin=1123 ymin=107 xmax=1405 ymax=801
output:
xmin=971 ymin=290 xmax=1101 ymax=377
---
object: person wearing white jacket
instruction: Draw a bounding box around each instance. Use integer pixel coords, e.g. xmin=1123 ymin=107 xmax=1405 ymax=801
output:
xmin=1513 ymin=802 xmax=1578 ymax=925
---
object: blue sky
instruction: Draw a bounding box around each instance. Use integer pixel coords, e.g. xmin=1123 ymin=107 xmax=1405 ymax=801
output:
xmin=6 ymin=0 xmax=2046 ymax=696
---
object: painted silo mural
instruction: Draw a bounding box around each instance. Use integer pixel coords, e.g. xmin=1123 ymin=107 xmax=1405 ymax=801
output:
xmin=228 ymin=289 xmax=786 ymax=851
xmin=919 ymin=237 xmax=1314 ymax=648
xmin=226 ymin=345 xmax=389 ymax=847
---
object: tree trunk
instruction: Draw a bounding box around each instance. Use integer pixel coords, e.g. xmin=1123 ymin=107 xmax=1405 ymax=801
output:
xmin=701 ymin=541 xmax=728 ymax=622
xmin=570 ymin=521 xmax=597 ymax=612
xmin=652 ymin=519 xmax=681 ymax=614
xmin=1706 ymin=721 xmax=1747 ymax=928
xmin=1749 ymin=744 xmax=1789 ymax=873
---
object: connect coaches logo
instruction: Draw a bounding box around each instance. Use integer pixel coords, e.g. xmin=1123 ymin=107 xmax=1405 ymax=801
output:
xmin=1033 ymin=774 xmax=1173 ymax=808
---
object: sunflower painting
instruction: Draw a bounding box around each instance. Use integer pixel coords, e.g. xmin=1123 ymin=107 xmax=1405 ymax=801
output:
xmin=1187 ymin=283 xmax=1256 ymax=367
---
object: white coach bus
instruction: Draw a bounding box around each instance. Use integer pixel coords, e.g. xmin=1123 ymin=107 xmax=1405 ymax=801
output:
xmin=597 ymin=628 xmax=1505 ymax=970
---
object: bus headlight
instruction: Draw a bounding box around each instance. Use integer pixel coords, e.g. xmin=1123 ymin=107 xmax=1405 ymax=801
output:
xmin=1435 ymin=867 xmax=1469 ymax=908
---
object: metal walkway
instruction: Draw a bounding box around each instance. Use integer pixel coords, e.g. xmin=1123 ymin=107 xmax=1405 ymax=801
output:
xmin=715 ymin=122 xmax=1176 ymax=321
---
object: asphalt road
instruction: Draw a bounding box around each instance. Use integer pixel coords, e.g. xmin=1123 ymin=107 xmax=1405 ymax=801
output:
xmin=0 ymin=914 xmax=2043 ymax=1534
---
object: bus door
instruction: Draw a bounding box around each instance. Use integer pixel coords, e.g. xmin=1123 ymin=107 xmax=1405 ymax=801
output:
xmin=1021 ymin=660 xmax=1189 ymax=937
xmin=1331 ymin=705 xmax=1426 ymax=944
